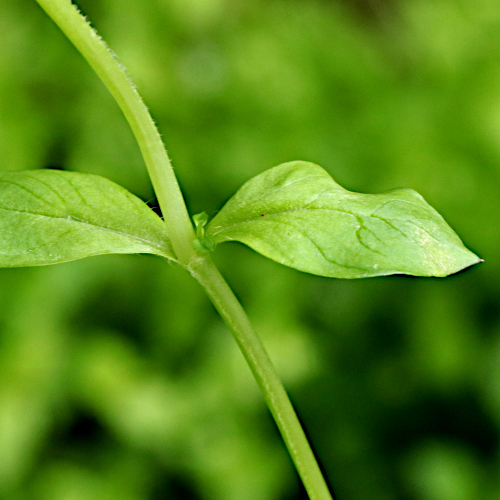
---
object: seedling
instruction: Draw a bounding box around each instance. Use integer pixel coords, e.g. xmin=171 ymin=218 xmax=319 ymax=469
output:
xmin=0 ymin=1 xmax=481 ymax=498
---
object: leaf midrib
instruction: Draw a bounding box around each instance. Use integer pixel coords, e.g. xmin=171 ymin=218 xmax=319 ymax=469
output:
xmin=0 ymin=205 xmax=172 ymax=257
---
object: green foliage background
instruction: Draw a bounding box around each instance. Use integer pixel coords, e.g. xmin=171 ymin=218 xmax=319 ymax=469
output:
xmin=0 ymin=0 xmax=498 ymax=498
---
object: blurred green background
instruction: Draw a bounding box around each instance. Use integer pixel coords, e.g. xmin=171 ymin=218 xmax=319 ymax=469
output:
xmin=0 ymin=0 xmax=498 ymax=498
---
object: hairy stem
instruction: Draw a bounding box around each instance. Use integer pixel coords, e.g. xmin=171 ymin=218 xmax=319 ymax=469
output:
xmin=34 ymin=1 xmax=334 ymax=498
xmin=189 ymin=255 xmax=334 ymax=500
xmin=34 ymin=0 xmax=196 ymax=264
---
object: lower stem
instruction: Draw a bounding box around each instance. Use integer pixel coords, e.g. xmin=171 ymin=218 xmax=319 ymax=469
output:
xmin=188 ymin=254 xmax=333 ymax=500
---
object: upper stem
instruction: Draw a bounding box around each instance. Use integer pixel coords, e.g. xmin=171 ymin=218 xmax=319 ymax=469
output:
xmin=34 ymin=0 xmax=196 ymax=264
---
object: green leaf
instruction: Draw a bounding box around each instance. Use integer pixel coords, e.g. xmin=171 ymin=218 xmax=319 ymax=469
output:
xmin=206 ymin=161 xmax=481 ymax=278
xmin=192 ymin=211 xmax=215 ymax=253
xmin=0 ymin=169 xmax=174 ymax=267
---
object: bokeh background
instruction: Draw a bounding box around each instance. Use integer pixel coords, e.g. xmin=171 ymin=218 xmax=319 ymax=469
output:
xmin=0 ymin=0 xmax=498 ymax=498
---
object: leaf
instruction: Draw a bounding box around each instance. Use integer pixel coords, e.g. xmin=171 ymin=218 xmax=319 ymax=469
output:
xmin=206 ymin=161 xmax=481 ymax=278
xmin=0 ymin=169 xmax=174 ymax=267
xmin=192 ymin=211 xmax=215 ymax=253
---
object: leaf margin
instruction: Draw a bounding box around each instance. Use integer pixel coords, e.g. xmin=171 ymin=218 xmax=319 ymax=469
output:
xmin=206 ymin=161 xmax=482 ymax=279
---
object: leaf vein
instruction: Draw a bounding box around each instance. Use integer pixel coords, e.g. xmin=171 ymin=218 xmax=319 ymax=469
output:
xmin=355 ymin=219 xmax=385 ymax=256
xmin=0 ymin=206 xmax=170 ymax=256
xmin=25 ymin=173 xmax=68 ymax=205
xmin=58 ymin=174 xmax=89 ymax=205
xmin=210 ymin=206 xmax=357 ymax=236
xmin=0 ymin=179 xmax=55 ymax=208
xmin=263 ymin=218 xmax=367 ymax=272
xmin=370 ymin=215 xmax=408 ymax=238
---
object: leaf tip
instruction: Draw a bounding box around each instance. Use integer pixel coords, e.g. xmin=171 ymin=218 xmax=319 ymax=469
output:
xmin=432 ymin=248 xmax=483 ymax=277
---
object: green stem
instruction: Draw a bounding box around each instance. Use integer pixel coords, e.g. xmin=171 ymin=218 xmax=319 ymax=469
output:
xmin=34 ymin=1 xmax=333 ymax=498
xmin=189 ymin=255 xmax=333 ymax=500
xmin=34 ymin=0 xmax=196 ymax=264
